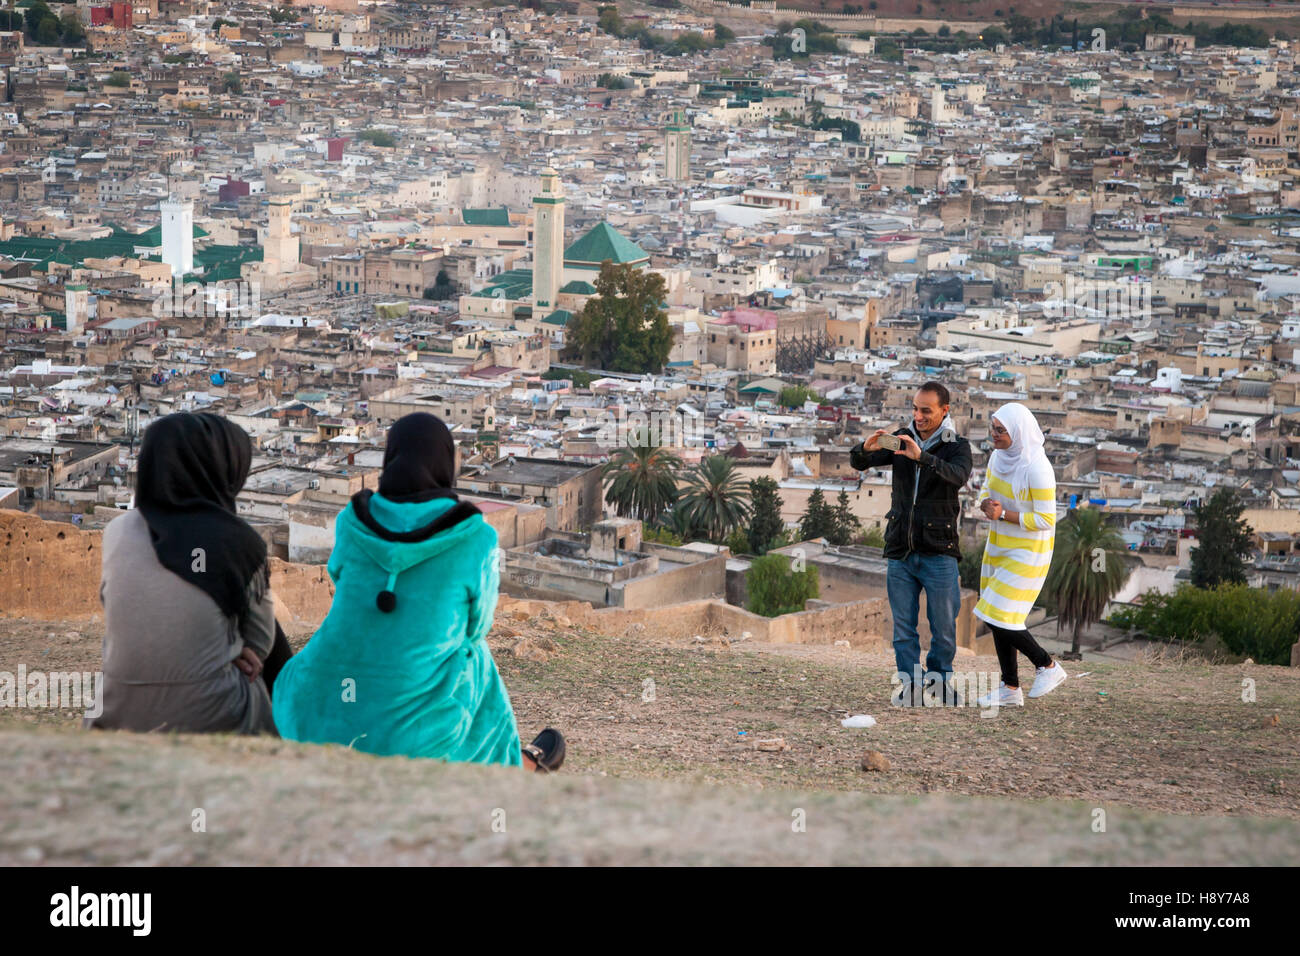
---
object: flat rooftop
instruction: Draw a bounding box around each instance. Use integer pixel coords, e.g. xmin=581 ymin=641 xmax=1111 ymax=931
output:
xmin=464 ymin=457 xmax=596 ymax=486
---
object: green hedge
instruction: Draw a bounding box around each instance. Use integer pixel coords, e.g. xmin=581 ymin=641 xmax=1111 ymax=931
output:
xmin=1109 ymin=584 xmax=1299 ymax=665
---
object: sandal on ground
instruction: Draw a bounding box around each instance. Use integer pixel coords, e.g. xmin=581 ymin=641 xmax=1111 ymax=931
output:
xmin=522 ymin=728 xmax=566 ymax=773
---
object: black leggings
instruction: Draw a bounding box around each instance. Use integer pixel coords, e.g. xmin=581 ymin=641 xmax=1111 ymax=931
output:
xmin=990 ymin=624 xmax=1052 ymax=688
xmin=261 ymin=621 xmax=294 ymax=700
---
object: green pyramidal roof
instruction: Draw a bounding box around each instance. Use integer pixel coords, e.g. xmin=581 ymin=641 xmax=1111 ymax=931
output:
xmin=563 ymin=222 xmax=648 ymax=266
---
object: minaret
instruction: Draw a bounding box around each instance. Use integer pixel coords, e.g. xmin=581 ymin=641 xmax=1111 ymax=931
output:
xmin=532 ymin=167 xmax=565 ymax=314
xmin=262 ymin=196 xmax=299 ymax=275
xmin=930 ymin=84 xmax=948 ymax=124
xmin=160 ymin=197 xmax=193 ymax=277
xmin=665 ymin=110 xmax=691 ymax=182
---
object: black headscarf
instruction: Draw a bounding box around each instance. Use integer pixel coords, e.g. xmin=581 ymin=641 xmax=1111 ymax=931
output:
xmin=351 ymin=412 xmax=480 ymax=612
xmin=377 ymin=412 xmax=461 ymax=502
xmin=135 ymin=412 xmax=269 ymax=642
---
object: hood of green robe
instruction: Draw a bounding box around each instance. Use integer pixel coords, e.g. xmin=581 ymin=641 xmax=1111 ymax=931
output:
xmin=337 ymin=494 xmax=487 ymax=611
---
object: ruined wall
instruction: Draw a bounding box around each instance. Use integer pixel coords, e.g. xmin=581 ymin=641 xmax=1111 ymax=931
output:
xmin=498 ymin=594 xmax=890 ymax=649
xmin=0 ymin=504 xmax=875 ymax=648
xmin=0 ymin=509 xmax=333 ymax=630
xmin=614 ymin=553 xmax=727 ymax=609
xmin=0 ymin=510 xmax=101 ymax=621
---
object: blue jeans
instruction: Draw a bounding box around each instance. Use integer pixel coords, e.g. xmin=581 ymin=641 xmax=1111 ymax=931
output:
xmin=886 ymin=552 xmax=960 ymax=686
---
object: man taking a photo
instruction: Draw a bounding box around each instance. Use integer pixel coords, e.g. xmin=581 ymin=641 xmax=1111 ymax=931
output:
xmin=850 ymin=382 xmax=972 ymax=707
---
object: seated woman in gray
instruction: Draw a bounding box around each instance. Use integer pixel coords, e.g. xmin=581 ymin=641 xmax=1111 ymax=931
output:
xmin=88 ymin=412 xmax=290 ymax=735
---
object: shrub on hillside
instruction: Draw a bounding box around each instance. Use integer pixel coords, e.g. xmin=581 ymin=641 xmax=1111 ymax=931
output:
xmin=747 ymin=554 xmax=819 ymax=618
xmin=1108 ymin=584 xmax=1299 ymax=665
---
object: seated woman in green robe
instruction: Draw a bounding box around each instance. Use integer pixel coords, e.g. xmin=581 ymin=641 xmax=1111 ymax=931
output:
xmin=272 ymin=413 xmax=564 ymax=771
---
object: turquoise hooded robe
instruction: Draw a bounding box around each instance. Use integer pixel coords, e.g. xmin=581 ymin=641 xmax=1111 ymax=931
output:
xmin=272 ymin=493 xmax=523 ymax=766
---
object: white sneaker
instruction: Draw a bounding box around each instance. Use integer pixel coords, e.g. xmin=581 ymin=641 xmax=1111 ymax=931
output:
xmin=976 ymin=682 xmax=1024 ymax=708
xmin=1027 ymin=662 xmax=1068 ymax=699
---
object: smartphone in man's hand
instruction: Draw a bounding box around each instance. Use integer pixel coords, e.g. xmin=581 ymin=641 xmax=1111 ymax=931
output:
xmin=877 ymin=433 xmax=902 ymax=452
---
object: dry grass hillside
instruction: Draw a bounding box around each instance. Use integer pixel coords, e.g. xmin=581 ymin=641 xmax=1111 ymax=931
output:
xmin=2 ymin=602 xmax=1298 ymax=864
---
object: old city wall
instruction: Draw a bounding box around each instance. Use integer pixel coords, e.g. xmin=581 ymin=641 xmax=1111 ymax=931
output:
xmin=0 ymin=509 xmax=334 ymax=629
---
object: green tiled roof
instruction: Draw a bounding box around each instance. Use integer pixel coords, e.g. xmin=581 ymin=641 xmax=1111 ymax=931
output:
xmin=542 ymin=309 xmax=572 ymax=325
xmin=461 ymin=207 xmax=512 ymax=227
xmin=130 ymin=222 xmax=210 ymax=245
xmin=195 ymin=244 xmax=263 ymax=282
xmin=558 ymin=280 xmax=596 ymax=295
xmin=470 ymin=268 xmax=533 ymax=300
xmin=0 ymin=223 xmax=209 ymax=270
xmin=563 ymin=222 xmax=648 ymax=267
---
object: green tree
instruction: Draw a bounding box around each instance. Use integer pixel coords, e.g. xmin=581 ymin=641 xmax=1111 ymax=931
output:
xmin=1044 ymin=507 xmax=1132 ymax=659
xmin=981 ymin=26 xmax=1007 ymax=47
xmin=600 ymin=439 xmax=682 ymax=525
xmin=597 ymin=73 xmax=629 ymax=90
xmin=60 ymin=12 xmax=86 ymax=44
xmin=777 ymin=384 xmax=818 ymax=408
xmin=597 ymin=6 xmax=624 ymax=36
xmin=565 ymin=261 xmax=671 ymax=374
xmin=1190 ymin=488 xmax=1253 ymax=589
xmin=798 ymin=487 xmax=835 ymax=542
xmin=748 ymin=477 xmax=785 ymax=555
xmin=359 ymin=129 xmax=396 ymax=147
xmin=423 ymin=269 xmax=457 ymax=301
xmin=24 ymin=0 xmax=53 ymax=36
xmin=678 ymin=455 xmax=752 ymax=544
xmin=747 ymin=554 xmax=820 ymax=617
xmin=1005 ymin=12 xmax=1036 ymax=43
xmin=106 ymin=71 xmax=131 ymax=88
xmin=724 ymin=527 xmax=751 ymax=555
xmin=642 ymin=525 xmax=683 ymax=546
xmin=36 ymin=16 xmax=58 ymax=44
xmin=663 ymin=500 xmax=700 ymax=542
xmin=828 ymin=490 xmax=861 ymax=547
xmin=541 ymin=366 xmax=592 ymax=388
xmin=221 ymin=72 xmax=242 ymax=94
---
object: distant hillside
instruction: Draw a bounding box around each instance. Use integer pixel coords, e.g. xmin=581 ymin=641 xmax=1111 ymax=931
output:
xmin=680 ymin=0 xmax=1300 ymax=34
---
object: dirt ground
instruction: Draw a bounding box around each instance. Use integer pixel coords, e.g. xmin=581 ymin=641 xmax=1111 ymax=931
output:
xmin=2 ymin=607 xmax=1297 ymax=834
xmin=4 ymin=724 xmax=1298 ymax=866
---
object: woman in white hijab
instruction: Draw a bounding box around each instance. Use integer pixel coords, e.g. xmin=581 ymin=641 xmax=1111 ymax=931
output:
xmin=972 ymin=403 xmax=1067 ymax=707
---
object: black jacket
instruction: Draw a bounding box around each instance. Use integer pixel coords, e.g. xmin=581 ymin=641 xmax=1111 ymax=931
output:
xmin=849 ymin=427 xmax=973 ymax=560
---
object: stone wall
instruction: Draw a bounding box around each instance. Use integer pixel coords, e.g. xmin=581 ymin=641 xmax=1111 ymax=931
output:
xmin=499 ymin=593 xmax=890 ymax=648
xmin=614 ymin=552 xmax=728 ymax=609
xmin=0 ymin=509 xmax=102 ymax=621
xmin=6 ymin=508 xmax=1294 ymax=663
xmin=0 ymin=509 xmax=333 ymax=630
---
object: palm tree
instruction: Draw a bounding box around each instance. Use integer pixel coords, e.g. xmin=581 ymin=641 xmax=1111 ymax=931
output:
xmin=1044 ymin=507 xmax=1132 ymax=660
xmin=601 ymin=440 xmax=682 ymax=525
xmin=678 ymin=455 xmax=752 ymax=544
xmin=663 ymin=500 xmax=699 ymax=542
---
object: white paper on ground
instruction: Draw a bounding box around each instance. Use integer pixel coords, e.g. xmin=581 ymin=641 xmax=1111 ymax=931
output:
xmin=840 ymin=714 xmax=877 ymax=729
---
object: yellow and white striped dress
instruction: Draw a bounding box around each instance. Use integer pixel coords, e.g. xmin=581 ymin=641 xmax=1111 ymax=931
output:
xmin=973 ymin=456 xmax=1057 ymax=629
